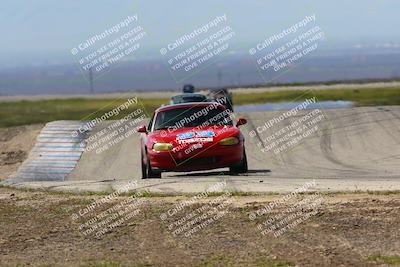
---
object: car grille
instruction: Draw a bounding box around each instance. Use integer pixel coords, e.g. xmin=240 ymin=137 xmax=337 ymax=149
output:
xmin=176 ymin=157 xmax=219 ymax=167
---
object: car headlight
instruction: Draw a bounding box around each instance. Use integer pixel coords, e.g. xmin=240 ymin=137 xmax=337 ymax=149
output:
xmin=153 ymin=143 xmax=173 ymax=151
xmin=218 ymin=137 xmax=239 ymax=146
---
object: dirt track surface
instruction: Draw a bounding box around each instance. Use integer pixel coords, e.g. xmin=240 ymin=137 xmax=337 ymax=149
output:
xmin=0 ymin=187 xmax=399 ymax=267
xmin=67 ymin=106 xmax=400 ymax=182
xmin=2 ymin=106 xmax=399 ymax=193
xmin=0 ymin=125 xmax=43 ymax=180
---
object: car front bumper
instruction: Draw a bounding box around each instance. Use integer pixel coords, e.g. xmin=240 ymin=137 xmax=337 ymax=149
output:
xmin=148 ymin=143 xmax=244 ymax=172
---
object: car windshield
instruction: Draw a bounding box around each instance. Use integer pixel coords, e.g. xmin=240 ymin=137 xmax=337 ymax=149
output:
xmin=153 ymin=105 xmax=233 ymax=131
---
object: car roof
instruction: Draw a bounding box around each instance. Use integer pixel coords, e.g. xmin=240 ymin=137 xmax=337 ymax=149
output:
xmin=171 ymin=93 xmax=206 ymax=98
xmin=156 ymin=102 xmax=225 ymax=112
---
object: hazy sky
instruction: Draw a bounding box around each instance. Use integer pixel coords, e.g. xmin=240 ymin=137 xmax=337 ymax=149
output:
xmin=1 ymin=0 xmax=400 ymax=65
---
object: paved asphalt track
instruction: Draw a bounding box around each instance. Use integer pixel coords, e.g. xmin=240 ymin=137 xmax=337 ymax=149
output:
xmin=4 ymin=106 xmax=400 ymax=193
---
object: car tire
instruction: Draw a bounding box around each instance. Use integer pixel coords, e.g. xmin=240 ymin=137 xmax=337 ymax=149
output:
xmin=141 ymin=152 xmax=147 ymax=179
xmin=229 ymin=149 xmax=248 ymax=174
xmin=142 ymin=151 xmax=161 ymax=179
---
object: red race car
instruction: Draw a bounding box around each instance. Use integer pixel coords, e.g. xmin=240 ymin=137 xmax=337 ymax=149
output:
xmin=137 ymin=102 xmax=248 ymax=178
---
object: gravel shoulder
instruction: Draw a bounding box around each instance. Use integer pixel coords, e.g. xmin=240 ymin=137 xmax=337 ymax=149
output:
xmin=0 ymin=186 xmax=399 ymax=267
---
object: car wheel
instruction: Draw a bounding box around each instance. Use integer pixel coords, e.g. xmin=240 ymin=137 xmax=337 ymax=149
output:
xmin=229 ymin=149 xmax=248 ymax=174
xmin=141 ymin=152 xmax=147 ymax=179
xmin=142 ymin=151 xmax=161 ymax=179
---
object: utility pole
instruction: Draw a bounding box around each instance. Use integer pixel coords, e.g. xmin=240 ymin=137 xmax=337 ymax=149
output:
xmin=217 ymin=70 xmax=222 ymax=88
xmin=89 ymin=67 xmax=94 ymax=94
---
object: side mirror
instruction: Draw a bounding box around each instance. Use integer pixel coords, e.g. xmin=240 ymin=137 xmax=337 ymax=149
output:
xmin=236 ymin=118 xmax=247 ymax=127
xmin=137 ymin=125 xmax=148 ymax=133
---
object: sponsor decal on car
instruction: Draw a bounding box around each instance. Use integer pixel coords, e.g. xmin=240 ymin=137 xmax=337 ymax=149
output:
xmin=196 ymin=131 xmax=215 ymax=138
xmin=176 ymin=131 xmax=215 ymax=144
xmin=178 ymin=137 xmax=213 ymax=144
xmin=177 ymin=132 xmax=195 ymax=140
